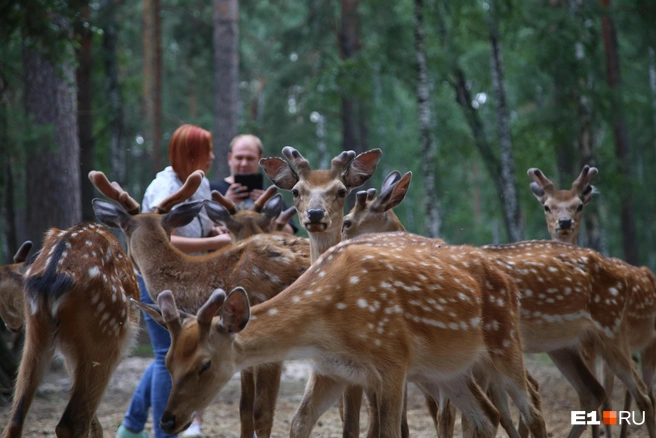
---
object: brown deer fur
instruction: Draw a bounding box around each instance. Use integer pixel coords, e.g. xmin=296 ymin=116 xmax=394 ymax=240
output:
xmin=0 ymin=241 xmax=33 ymax=331
xmin=2 ymin=224 xmax=140 ymax=438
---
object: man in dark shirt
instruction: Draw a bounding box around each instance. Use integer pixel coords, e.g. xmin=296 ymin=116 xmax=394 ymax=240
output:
xmin=210 ymin=134 xmax=297 ymax=234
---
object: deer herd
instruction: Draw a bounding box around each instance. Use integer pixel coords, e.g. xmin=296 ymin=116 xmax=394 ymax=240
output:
xmin=0 ymin=148 xmax=655 ymax=438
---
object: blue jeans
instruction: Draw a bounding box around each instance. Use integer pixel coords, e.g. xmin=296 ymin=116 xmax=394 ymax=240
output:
xmin=122 ymin=276 xmax=177 ymax=438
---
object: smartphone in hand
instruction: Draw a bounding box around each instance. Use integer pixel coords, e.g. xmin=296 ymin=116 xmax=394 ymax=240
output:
xmin=234 ymin=173 xmax=264 ymax=192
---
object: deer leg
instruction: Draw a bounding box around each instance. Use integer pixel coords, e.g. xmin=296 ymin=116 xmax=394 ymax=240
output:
xmin=424 ymin=392 xmax=439 ymax=432
xmin=2 ymin=315 xmax=55 ymax=438
xmin=342 ymin=385 xmax=363 ymax=438
xmin=437 ymin=399 xmax=457 ymax=438
xmin=487 ymin=385 xmax=521 ymax=438
xmin=239 ymin=368 xmax=256 ymax=438
xmin=601 ymin=360 xmax=617 ymax=438
xmin=599 ymin=342 xmax=656 ymax=438
xmin=422 ymin=376 xmax=499 ymax=438
xmin=89 ymin=415 xmax=103 ymax=438
xmin=364 ymin=387 xmax=379 ymax=438
xmin=401 ymin=385 xmax=409 ymax=438
xmin=377 ymin=372 xmax=406 ymax=438
xmin=253 ymin=362 xmax=283 ymax=438
xmin=547 ymin=348 xmax=607 ymax=438
xmin=290 ymin=371 xmax=347 ymax=438
xmin=518 ymin=374 xmax=541 ymax=438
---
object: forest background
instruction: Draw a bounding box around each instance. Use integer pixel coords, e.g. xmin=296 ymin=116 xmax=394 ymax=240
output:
xmin=1 ymin=0 xmax=656 ymax=270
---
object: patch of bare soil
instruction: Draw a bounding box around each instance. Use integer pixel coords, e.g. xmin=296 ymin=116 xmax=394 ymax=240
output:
xmin=0 ymin=354 xmax=650 ymax=437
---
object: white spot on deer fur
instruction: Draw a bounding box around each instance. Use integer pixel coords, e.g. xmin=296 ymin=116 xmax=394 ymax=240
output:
xmin=357 ymin=299 xmax=368 ymax=308
xmin=470 ymin=317 xmax=481 ymax=327
xmin=524 ymin=289 xmax=534 ymax=297
xmin=268 ymin=308 xmax=278 ymax=315
xmin=319 ymin=271 xmax=325 ymax=278
xmin=609 ymin=287 xmax=619 ymax=296
xmin=336 ymin=303 xmax=347 ymax=309
xmin=448 ymin=322 xmax=459 ymax=330
xmin=101 ymin=312 xmax=110 ymax=322
xmin=97 ymin=301 xmax=106 ymax=312
xmin=350 ymin=276 xmax=360 ymax=284
xmin=89 ymin=267 xmax=100 ymax=277
xmin=304 ymin=290 xmax=313 ymax=296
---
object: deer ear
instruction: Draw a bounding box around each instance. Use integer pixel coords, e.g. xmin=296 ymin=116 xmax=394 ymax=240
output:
xmin=93 ymin=199 xmax=133 ymax=230
xmin=132 ymin=299 xmax=168 ymax=328
xmin=161 ymin=201 xmax=205 ymax=233
xmin=342 ymin=149 xmax=383 ymax=189
xmin=219 ymin=287 xmax=251 ymax=334
xmin=197 ymin=289 xmax=227 ymax=325
xmin=580 ymin=184 xmax=595 ymax=204
xmin=529 ymin=182 xmax=548 ymax=204
xmin=260 ymin=158 xmax=299 ymax=190
xmin=13 ymin=241 xmax=33 ymax=264
xmin=380 ymin=171 xmax=402 ymax=193
xmin=371 ymin=172 xmax=411 ymax=212
xmin=205 ymin=200 xmax=235 ymax=226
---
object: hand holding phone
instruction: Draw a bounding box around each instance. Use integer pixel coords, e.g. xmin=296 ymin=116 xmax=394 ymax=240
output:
xmin=234 ymin=173 xmax=264 ymax=192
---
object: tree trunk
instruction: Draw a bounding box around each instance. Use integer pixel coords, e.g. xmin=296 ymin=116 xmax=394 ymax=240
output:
xmin=102 ymin=0 xmax=125 ymax=183
xmin=142 ymin=0 xmax=153 ymax=172
xmin=339 ymin=0 xmax=362 ymax=154
xmin=599 ymin=0 xmax=638 ymax=264
xmin=77 ymin=4 xmax=95 ymax=222
xmin=414 ymin=0 xmax=440 ymax=238
xmin=650 ymin=47 xmax=656 ymax=147
xmin=0 ymin=70 xmax=18 ymax=261
xmin=213 ymin=0 xmax=239 ymax=178
xmin=152 ymin=0 xmax=162 ymax=174
xmin=23 ymin=29 xmax=81 ymax=250
xmin=487 ymin=0 xmax=523 ymax=242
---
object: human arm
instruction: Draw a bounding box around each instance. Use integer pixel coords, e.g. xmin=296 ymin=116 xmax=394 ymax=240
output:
xmin=170 ymin=233 xmax=232 ymax=254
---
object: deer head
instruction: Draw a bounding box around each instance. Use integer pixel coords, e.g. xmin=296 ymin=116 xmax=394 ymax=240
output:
xmin=135 ymin=288 xmax=250 ymax=434
xmin=260 ymin=147 xmax=382 ymax=260
xmin=527 ymin=165 xmax=598 ymax=244
xmin=204 ymin=186 xmax=285 ymax=242
xmin=342 ymin=171 xmax=412 ymax=240
xmin=0 ymin=241 xmax=34 ymax=331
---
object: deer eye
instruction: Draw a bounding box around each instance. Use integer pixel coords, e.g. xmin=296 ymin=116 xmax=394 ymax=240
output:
xmin=338 ymin=188 xmax=348 ymax=197
xmin=343 ymin=219 xmax=352 ymax=230
xmin=544 ymin=205 xmax=551 ymax=213
xmin=291 ymin=189 xmax=299 ymax=197
xmin=576 ymin=204 xmax=583 ymax=212
xmin=199 ymin=360 xmax=212 ymax=375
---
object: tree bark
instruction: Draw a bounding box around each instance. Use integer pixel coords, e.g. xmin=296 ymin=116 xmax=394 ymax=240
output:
xmin=414 ymin=0 xmax=440 ymax=238
xmin=102 ymin=0 xmax=125 ymax=183
xmin=0 ymin=70 xmax=18 ymax=261
xmin=649 ymin=47 xmax=656 ymax=147
xmin=142 ymin=0 xmax=153 ymax=171
xmin=339 ymin=0 xmax=362 ymax=155
xmin=213 ymin=0 xmax=239 ymax=178
xmin=77 ymin=4 xmax=95 ymax=222
xmin=152 ymin=0 xmax=162 ymax=174
xmin=23 ymin=26 xmax=81 ymax=250
xmin=487 ymin=0 xmax=523 ymax=242
xmin=599 ymin=0 xmax=638 ymax=264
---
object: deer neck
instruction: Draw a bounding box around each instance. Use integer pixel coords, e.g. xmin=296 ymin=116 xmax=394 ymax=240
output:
xmin=308 ymin=226 xmax=342 ymax=262
xmin=233 ymin=297 xmax=321 ymax=370
xmin=552 ymin=232 xmax=578 ymax=246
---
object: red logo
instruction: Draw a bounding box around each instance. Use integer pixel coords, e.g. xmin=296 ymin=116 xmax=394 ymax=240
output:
xmin=603 ymin=411 xmax=617 ymax=425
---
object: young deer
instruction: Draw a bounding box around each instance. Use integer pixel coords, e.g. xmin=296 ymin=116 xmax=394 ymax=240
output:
xmin=344 ymin=170 xmax=656 ymax=438
xmin=136 ymin=229 xmax=547 ymax=438
xmin=260 ymin=147 xmax=384 ymax=437
xmin=90 ymin=170 xmax=310 ymax=438
xmin=529 ymin=165 xmax=656 ymax=438
xmin=2 ymin=224 xmax=140 ymax=438
xmin=0 ymin=241 xmax=34 ymax=332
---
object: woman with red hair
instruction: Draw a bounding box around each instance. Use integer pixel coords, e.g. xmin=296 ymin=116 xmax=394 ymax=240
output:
xmin=116 ymin=125 xmax=229 ymax=438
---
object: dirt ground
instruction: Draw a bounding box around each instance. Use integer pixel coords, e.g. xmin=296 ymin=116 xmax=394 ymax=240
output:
xmin=0 ymin=354 xmax=650 ymax=437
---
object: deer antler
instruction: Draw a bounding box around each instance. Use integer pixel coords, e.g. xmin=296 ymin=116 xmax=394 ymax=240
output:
xmin=156 ymin=170 xmax=205 ymax=214
xmin=274 ymin=206 xmax=297 ymax=231
xmin=330 ymin=150 xmax=356 ymax=176
xmin=252 ymin=186 xmax=278 ymax=212
xmin=88 ymin=170 xmax=141 ymax=215
xmin=527 ymin=168 xmax=555 ymax=196
xmin=571 ymin=165 xmax=598 ymax=195
xmin=282 ymin=147 xmax=311 ymax=176
xmin=211 ymin=191 xmax=238 ymax=215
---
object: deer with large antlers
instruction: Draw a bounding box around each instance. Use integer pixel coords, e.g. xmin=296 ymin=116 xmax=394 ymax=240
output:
xmin=0 ymin=241 xmax=34 ymax=332
xmin=529 ymin=165 xmax=656 ymax=438
xmin=89 ymin=170 xmax=311 ymax=438
xmin=260 ymin=147 xmax=385 ymax=437
xmin=343 ymin=170 xmax=656 ymax=438
xmin=135 ymin=227 xmax=548 ymax=438
xmin=2 ymin=224 xmax=140 ymax=438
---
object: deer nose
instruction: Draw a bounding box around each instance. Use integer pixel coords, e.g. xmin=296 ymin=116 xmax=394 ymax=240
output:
xmin=558 ymin=218 xmax=573 ymax=229
xmin=160 ymin=412 xmax=176 ymax=432
xmin=307 ymin=209 xmax=325 ymax=223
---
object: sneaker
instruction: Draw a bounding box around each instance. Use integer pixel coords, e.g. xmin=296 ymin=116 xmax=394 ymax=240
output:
xmin=116 ymin=424 xmax=149 ymax=438
xmin=181 ymin=422 xmax=202 ymax=437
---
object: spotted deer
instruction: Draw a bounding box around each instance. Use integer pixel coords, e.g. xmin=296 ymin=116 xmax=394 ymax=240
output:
xmin=344 ymin=170 xmax=656 ymax=438
xmin=89 ymin=170 xmax=310 ymax=438
xmin=135 ymin=229 xmax=547 ymax=438
xmin=529 ymin=165 xmax=656 ymax=438
xmin=260 ymin=147 xmax=384 ymax=437
xmin=0 ymin=241 xmax=34 ymax=332
xmin=2 ymin=224 xmax=140 ymax=438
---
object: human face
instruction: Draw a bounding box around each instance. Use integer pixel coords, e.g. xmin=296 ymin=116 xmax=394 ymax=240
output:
xmin=200 ymin=150 xmax=215 ymax=173
xmin=228 ymin=140 xmax=262 ymax=175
